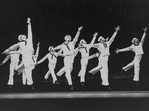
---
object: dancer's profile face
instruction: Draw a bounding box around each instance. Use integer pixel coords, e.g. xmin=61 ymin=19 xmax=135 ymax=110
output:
xmin=48 ymin=46 xmax=53 ymax=52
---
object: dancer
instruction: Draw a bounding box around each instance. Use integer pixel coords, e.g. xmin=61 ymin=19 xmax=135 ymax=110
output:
xmin=89 ymin=26 xmax=120 ymax=88
xmin=3 ymin=17 xmax=35 ymax=90
xmin=77 ymin=32 xmax=98 ymax=86
xmin=36 ymin=46 xmax=62 ymax=85
xmin=53 ymin=26 xmax=83 ymax=90
xmin=1 ymin=48 xmax=20 ymax=87
xmin=8 ymin=42 xmax=40 ymax=86
xmin=116 ymin=27 xmax=148 ymax=85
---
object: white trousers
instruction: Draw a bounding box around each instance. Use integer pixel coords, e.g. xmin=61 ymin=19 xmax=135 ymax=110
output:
xmin=44 ymin=63 xmax=57 ymax=83
xmin=57 ymin=55 xmax=74 ymax=85
xmin=89 ymin=55 xmax=109 ymax=86
xmin=7 ymin=62 xmax=18 ymax=85
xmin=122 ymin=55 xmax=142 ymax=81
xmin=78 ymin=57 xmax=88 ymax=82
xmin=22 ymin=53 xmax=33 ymax=85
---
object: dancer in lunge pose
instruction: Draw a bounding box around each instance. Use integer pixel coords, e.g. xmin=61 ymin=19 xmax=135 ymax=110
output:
xmin=77 ymin=32 xmax=98 ymax=86
xmin=89 ymin=26 xmax=120 ymax=89
xmin=36 ymin=46 xmax=62 ymax=85
xmin=53 ymin=26 xmax=83 ymax=90
xmin=116 ymin=27 xmax=148 ymax=85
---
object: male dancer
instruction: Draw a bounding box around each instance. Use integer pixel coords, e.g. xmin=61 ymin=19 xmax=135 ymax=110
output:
xmin=89 ymin=26 xmax=120 ymax=88
xmin=1 ymin=48 xmax=20 ymax=87
xmin=116 ymin=27 xmax=147 ymax=85
xmin=53 ymin=26 xmax=83 ymax=90
xmin=36 ymin=46 xmax=62 ymax=85
xmin=77 ymin=32 xmax=98 ymax=86
xmin=3 ymin=17 xmax=35 ymax=90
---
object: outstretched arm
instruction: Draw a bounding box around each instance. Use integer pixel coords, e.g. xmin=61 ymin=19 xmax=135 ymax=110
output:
xmin=88 ymin=53 xmax=100 ymax=60
xmin=53 ymin=44 xmax=63 ymax=51
xmin=0 ymin=55 xmax=10 ymax=65
xmin=116 ymin=46 xmax=132 ymax=54
xmin=92 ymin=43 xmax=99 ymax=49
xmin=56 ymin=49 xmax=64 ymax=57
xmin=37 ymin=54 xmax=48 ymax=64
xmin=140 ymin=26 xmax=148 ymax=45
xmin=72 ymin=26 xmax=83 ymax=46
xmin=2 ymin=43 xmax=19 ymax=54
xmin=108 ymin=26 xmax=120 ymax=46
xmin=89 ymin=32 xmax=98 ymax=46
xmin=8 ymin=50 xmax=22 ymax=54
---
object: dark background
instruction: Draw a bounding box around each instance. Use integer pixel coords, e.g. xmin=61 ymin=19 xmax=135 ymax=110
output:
xmin=0 ymin=0 xmax=149 ymax=111
xmin=0 ymin=0 xmax=149 ymax=91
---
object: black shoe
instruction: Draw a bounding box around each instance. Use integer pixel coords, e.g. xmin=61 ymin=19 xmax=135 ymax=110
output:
xmin=69 ymin=85 xmax=74 ymax=90
xmin=29 ymin=85 xmax=35 ymax=90
xmin=8 ymin=85 xmax=13 ymax=89
xmin=80 ymin=82 xmax=85 ymax=87
xmin=122 ymin=69 xmax=125 ymax=73
xmin=134 ymin=81 xmax=140 ymax=86
xmin=54 ymin=80 xmax=59 ymax=85
xmin=107 ymin=86 xmax=112 ymax=90
xmin=102 ymin=85 xmax=112 ymax=91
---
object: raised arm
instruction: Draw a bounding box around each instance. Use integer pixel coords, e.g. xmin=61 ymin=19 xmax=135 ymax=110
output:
xmin=26 ymin=17 xmax=34 ymax=51
xmin=108 ymin=26 xmax=120 ymax=46
xmin=72 ymin=26 xmax=83 ymax=46
xmin=89 ymin=32 xmax=98 ymax=46
xmin=33 ymin=42 xmax=40 ymax=62
xmin=140 ymin=26 xmax=148 ymax=45
xmin=37 ymin=54 xmax=48 ymax=64
xmin=116 ymin=46 xmax=132 ymax=54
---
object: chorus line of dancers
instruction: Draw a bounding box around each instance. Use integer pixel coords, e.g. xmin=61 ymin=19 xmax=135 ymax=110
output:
xmin=0 ymin=17 xmax=148 ymax=90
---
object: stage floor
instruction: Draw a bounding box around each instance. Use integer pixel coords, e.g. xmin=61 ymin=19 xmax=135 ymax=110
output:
xmin=1 ymin=91 xmax=149 ymax=99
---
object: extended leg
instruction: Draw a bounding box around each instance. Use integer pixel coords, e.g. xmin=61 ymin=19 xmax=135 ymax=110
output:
xmin=122 ymin=60 xmax=134 ymax=71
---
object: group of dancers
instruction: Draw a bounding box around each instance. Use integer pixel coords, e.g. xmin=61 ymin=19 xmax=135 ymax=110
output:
xmin=0 ymin=17 xmax=148 ymax=90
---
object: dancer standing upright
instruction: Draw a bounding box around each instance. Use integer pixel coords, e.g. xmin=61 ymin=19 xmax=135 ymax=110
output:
xmin=77 ymin=32 xmax=98 ymax=86
xmin=53 ymin=26 xmax=83 ymax=90
xmin=36 ymin=46 xmax=62 ymax=85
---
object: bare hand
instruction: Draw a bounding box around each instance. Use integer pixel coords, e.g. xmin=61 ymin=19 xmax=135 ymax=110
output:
xmin=27 ymin=17 xmax=31 ymax=24
xmin=37 ymin=42 xmax=40 ymax=47
xmin=93 ymin=32 xmax=98 ymax=37
xmin=106 ymin=37 xmax=109 ymax=41
xmin=115 ymin=26 xmax=120 ymax=31
xmin=1 ymin=50 xmax=8 ymax=54
xmin=0 ymin=63 xmax=3 ymax=66
xmin=115 ymin=48 xmax=119 ymax=54
xmin=78 ymin=26 xmax=83 ymax=31
xmin=143 ymin=26 xmax=148 ymax=32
